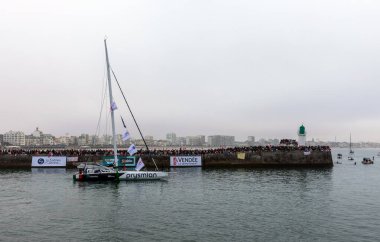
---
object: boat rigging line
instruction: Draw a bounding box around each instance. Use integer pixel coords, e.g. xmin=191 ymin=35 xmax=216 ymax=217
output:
xmin=111 ymin=67 xmax=159 ymax=171
xmin=95 ymin=67 xmax=108 ymax=141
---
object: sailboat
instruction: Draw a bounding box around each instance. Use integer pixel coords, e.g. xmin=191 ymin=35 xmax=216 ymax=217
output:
xmin=348 ymin=133 xmax=354 ymax=161
xmin=73 ymin=39 xmax=168 ymax=181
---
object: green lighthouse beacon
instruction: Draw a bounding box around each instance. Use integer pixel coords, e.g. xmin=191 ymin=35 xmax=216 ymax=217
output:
xmin=298 ymin=124 xmax=306 ymax=146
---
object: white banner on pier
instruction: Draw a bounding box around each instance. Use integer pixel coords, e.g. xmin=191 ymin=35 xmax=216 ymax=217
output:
xmin=32 ymin=156 xmax=67 ymax=167
xmin=170 ymin=156 xmax=202 ymax=167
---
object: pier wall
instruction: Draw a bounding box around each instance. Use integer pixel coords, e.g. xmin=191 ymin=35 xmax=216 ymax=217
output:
xmin=0 ymin=150 xmax=333 ymax=168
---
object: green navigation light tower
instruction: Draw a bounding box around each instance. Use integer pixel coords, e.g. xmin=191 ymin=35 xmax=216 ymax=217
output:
xmin=298 ymin=124 xmax=306 ymax=146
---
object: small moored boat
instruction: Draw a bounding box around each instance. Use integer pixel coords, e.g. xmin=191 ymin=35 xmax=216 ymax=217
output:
xmin=362 ymin=158 xmax=374 ymax=165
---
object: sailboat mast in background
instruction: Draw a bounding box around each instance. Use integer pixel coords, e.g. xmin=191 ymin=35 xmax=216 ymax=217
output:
xmin=349 ymin=133 xmax=354 ymax=154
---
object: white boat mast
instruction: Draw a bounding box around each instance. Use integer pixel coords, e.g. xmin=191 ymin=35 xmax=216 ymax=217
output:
xmin=104 ymin=39 xmax=118 ymax=169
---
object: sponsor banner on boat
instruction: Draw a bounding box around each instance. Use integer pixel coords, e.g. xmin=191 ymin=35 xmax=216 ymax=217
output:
xmin=67 ymin=157 xmax=79 ymax=162
xmin=32 ymin=156 xmax=67 ymax=167
xmin=125 ymin=172 xmax=158 ymax=179
xmin=102 ymin=156 xmax=136 ymax=167
xmin=170 ymin=156 xmax=202 ymax=167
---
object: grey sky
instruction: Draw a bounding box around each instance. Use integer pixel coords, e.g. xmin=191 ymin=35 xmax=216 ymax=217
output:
xmin=1 ymin=0 xmax=380 ymax=142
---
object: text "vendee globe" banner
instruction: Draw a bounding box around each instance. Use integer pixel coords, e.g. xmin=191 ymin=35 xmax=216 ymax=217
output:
xmin=32 ymin=156 xmax=67 ymax=167
xmin=170 ymin=156 xmax=202 ymax=167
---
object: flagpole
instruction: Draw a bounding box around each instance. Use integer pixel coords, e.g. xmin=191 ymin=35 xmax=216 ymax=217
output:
xmin=104 ymin=39 xmax=119 ymax=175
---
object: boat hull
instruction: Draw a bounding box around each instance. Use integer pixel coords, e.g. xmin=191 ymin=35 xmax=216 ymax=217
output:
xmin=73 ymin=172 xmax=120 ymax=181
xmin=73 ymin=171 xmax=168 ymax=181
xmin=362 ymin=157 xmax=374 ymax=164
xmin=118 ymin=171 xmax=168 ymax=180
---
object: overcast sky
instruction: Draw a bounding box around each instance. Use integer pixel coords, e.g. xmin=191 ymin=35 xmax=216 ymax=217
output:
xmin=1 ymin=0 xmax=380 ymax=142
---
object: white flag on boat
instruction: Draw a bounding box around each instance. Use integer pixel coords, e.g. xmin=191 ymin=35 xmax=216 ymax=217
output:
xmin=122 ymin=130 xmax=130 ymax=141
xmin=128 ymin=144 xmax=137 ymax=155
xmin=111 ymin=101 xmax=118 ymax=111
xmin=135 ymin=158 xmax=145 ymax=171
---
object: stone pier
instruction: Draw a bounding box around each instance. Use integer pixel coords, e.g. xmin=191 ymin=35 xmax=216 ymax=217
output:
xmin=0 ymin=150 xmax=333 ymax=169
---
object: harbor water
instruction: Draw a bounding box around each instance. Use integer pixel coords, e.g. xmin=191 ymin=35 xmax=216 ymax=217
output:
xmin=0 ymin=148 xmax=379 ymax=241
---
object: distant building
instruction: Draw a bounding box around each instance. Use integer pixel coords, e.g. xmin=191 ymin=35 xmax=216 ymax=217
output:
xmin=57 ymin=135 xmax=71 ymax=145
xmin=258 ymin=138 xmax=267 ymax=145
xmin=154 ymin=139 xmax=169 ymax=147
xmin=26 ymin=127 xmax=44 ymax=146
xmin=24 ymin=128 xmax=55 ymax=146
xmin=132 ymin=139 xmax=146 ymax=146
xmin=186 ymin=135 xmax=206 ymax=146
xmin=3 ymin=130 xmax=25 ymax=146
xmin=69 ymin=136 xmax=79 ymax=146
xmin=207 ymin=135 xmax=235 ymax=147
xmin=78 ymin=134 xmax=90 ymax=146
xmin=198 ymin=135 xmax=206 ymax=146
xmin=166 ymin=133 xmax=177 ymax=144
xmin=0 ymin=134 xmax=3 ymax=145
xmin=144 ymin=136 xmax=154 ymax=141
xmin=247 ymin=136 xmax=255 ymax=142
xmin=42 ymin=134 xmax=55 ymax=145
xmin=298 ymin=124 xmax=306 ymax=146
xmin=32 ymin=127 xmax=43 ymax=138
xmin=99 ymin=135 xmax=112 ymax=145
xmin=176 ymin=137 xmax=186 ymax=146
xmin=143 ymin=136 xmax=154 ymax=146
xmin=89 ymin=135 xmax=99 ymax=146
xmin=247 ymin=136 xmax=255 ymax=145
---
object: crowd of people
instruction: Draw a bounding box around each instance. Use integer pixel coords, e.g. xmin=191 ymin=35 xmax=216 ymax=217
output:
xmin=0 ymin=145 xmax=331 ymax=157
xmin=279 ymin=139 xmax=298 ymax=146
